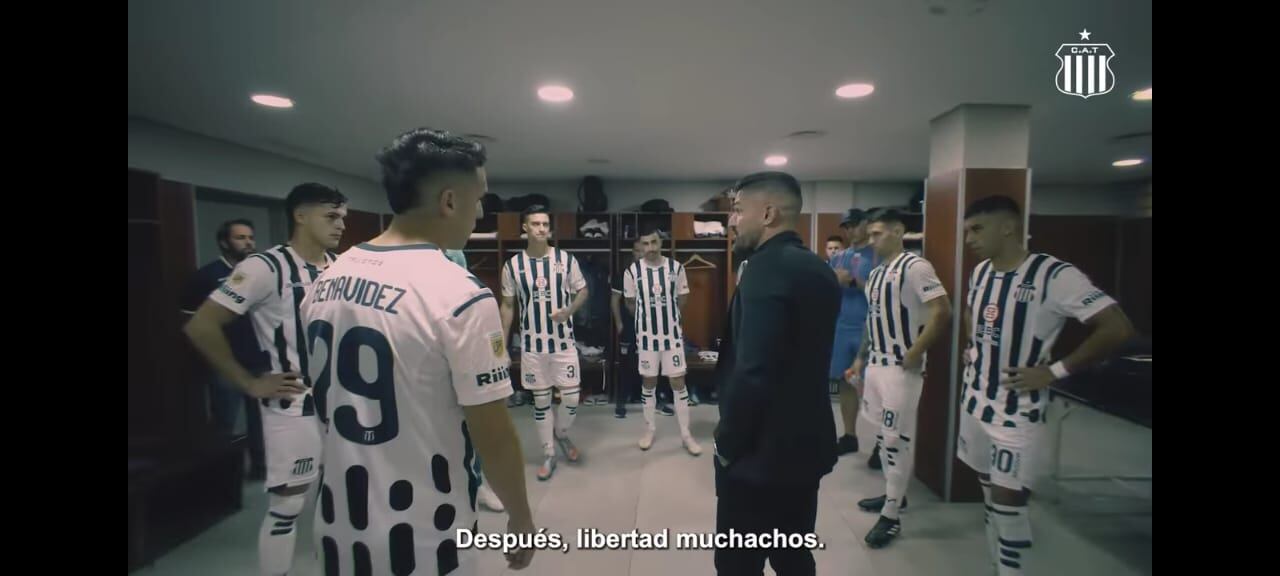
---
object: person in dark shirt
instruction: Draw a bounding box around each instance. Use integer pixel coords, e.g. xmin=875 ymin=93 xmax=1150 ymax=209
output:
xmin=182 ymin=218 xmax=265 ymax=478
xmin=714 ymin=172 xmax=841 ymax=576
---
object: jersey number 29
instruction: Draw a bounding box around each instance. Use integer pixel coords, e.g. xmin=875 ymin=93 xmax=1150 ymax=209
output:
xmin=308 ymin=320 xmax=400 ymax=446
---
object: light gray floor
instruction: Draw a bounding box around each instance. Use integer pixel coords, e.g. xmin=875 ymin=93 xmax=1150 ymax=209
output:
xmin=135 ymin=398 xmax=1151 ymax=575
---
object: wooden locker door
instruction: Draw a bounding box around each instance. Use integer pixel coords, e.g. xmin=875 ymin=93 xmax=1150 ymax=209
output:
xmin=337 ymin=209 xmax=383 ymax=253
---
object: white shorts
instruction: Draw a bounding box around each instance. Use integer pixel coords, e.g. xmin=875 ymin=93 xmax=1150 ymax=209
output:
xmin=860 ymin=365 xmax=924 ymax=437
xmin=957 ymin=410 xmax=1046 ymax=491
xmin=520 ymin=349 xmax=581 ymax=391
xmin=638 ymin=348 xmax=687 ymax=378
xmin=262 ymin=406 xmax=322 ymax=491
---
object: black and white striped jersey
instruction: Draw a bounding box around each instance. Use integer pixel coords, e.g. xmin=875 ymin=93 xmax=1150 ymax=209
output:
xmin=209 ymin=244 xmax=336 ymax=416
xmin=501 ymin=248 xmax=587 ymax=354
xmin=623 ymin=257 xmax=690 ymax=352
xmin=962 ymin=254 xmax=1117 ymax=427
xmin=865 ymin=252 xmax=947 ymax=366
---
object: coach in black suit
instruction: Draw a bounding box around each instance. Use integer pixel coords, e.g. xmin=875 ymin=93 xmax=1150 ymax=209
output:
xmin=713 ymin=171 xmax=842 ymax=576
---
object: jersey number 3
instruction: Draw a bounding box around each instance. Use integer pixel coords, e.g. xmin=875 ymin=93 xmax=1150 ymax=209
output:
xmin=308 ymin=320 xmax=400 ymax=446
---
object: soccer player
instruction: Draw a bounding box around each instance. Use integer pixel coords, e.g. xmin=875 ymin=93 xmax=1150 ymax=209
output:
xmin=849 ymin=208 xmax=953 ymax=549
xmin=184 ymin=183 xmax=347 ymax=575
xmin=623 ymin=228 xmax=701 ymax=456
xmin=500 ymin=205 xmax=591 ymax=481
xmin=958 ymin=196 xmax=1135 ymax=575
xmin=302 ymin=128 xmax=535 ymax=575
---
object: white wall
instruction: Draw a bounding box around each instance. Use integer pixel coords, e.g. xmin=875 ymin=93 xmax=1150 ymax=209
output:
xmin=488 ymin=179 xmax=919 ymax=214
xmin=1031 ymin=183 xmax=1145 ymax=216
xmin=130 ymin=116 xmax=1140 ymax=223
xmin=128 ymin=117 xmax=385 ymax=211
xmin=193 ymin=197 xmax=280 ymax=265
xmin=487 ymin=180 xmax=734 ymax=213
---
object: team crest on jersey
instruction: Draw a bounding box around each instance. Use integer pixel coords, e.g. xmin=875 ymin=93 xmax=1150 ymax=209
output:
xmin=886 ymin=270 xmax=899 ymax=282
xmin=983 ymin=304 xmax=1000 ymax=322
xmin=1014 ymin=281 xmax=1037 ymax=303
xmin=653 ymin=283 xmax=664 ymax=295
xmin=488 ymin=331 xmax=505 ymax=358
xmin=230 ymin=271 xmax=247 ymax=285
xmin=535 ymin=277 xmax=548 ymax=289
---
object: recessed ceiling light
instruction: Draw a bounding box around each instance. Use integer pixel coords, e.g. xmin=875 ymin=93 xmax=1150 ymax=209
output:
xmin=786 ymin=130 xmax=828 ymax=140
xmin=537 ymin=85 xmax=574 ymax=103
xmin=765 ymin=155 xmax=789 ymax=167
xmin=1112 ymin=158 xmax=1145 ymax=167
xmin=1131 ymin=87 xmax=1152 ymax=101
xmin=251 ymin=94 xmax=294 ymax=109
xmin=835 ymin=83 xmax=875 ymax=99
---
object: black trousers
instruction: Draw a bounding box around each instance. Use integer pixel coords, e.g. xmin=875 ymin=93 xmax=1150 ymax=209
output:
xmin=714 ymin=459 xmax=819 ymax=576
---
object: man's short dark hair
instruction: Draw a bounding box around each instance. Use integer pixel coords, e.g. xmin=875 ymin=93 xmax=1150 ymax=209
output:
xmin=522 ymin=204 xmax=551 ymax=225
xmin=217 ymin=218 xmax=254 ymax=247
xmin=867 ymin=207 xmax=906 ymax=227
xmin=965 ymin=195 xmax=1022 ymax=220
xmin=826 ymin=235 xmax=844 ymax=244
xmin=840 ymin=208 xmax=867 ymax=228
xmin=376 ymin=128 xmax=487 ymax=214
xmin=732 ymin=171 xmax=804 ymax=212
xmin=285 ymin=183 xmax=347 ymax=235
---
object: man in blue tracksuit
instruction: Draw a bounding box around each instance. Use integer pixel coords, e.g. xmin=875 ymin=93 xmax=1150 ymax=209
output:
xmin=828 ymin=209 xmax=881 ymax=467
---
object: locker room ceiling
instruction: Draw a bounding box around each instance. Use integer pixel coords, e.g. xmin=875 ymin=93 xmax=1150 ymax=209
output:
xmin=128 ymin=0 xmax=1152 ymax=185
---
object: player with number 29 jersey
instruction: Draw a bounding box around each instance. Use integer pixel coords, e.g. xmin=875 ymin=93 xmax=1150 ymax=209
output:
xmin=301 ymin=243 xmax=512 ymax=576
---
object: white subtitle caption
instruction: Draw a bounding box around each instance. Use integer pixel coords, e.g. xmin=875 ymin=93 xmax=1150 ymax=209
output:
xmin=456 ymin=528 xmax=825 ymax=553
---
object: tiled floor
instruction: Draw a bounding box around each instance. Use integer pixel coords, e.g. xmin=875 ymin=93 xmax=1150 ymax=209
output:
xmin=135 ymin=398 xmax=1151 ymax=575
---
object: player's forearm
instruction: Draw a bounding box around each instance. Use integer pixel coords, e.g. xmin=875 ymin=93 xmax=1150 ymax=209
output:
xmin=908 ymin=298 xmax=953 ymax=359
xmin=1060 ymin=306 xmax=1136 ymax=374
xmin=567 ymin=289 xmax=589 ymax=315
xmin=855 ymin=318 xmax=872 ymax=363
xmin=183 ymin=316 xmax=254 ymax=391
xmin=610 ymin=294 xmax=624 ymax=327
xmin=677 ymin=295 xmax=687 ymax=315
xmin=500 ymin=300 xmax=515 ymax=340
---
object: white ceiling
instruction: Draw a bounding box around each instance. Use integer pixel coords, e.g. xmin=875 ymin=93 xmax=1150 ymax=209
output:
xmin=128 ymin=0 xmax=1152 ymax=185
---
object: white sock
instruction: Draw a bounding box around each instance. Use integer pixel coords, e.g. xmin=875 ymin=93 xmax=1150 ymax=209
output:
xmin=673 ymin=387 xmax=692 ymax=437
xmin=556 ymin=387 xmax=580 ymax=437
xmin=259 ymin=492 xmax=306 ymax=575
xmin=981 ymin=480 xmax=999 ymax=569
xmin=881 ymin=432 xmax=913 ymax=520
xmin=641 ymin=387 xmax=656 ymax=431
xmin=532 ymin=389 xmax=555 ymax=456
xmin=992 ymin=503 xmax=1032 ymax=576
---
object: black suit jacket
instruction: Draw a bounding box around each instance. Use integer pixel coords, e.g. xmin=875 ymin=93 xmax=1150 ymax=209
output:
xmin=715 ymin=231 xmax=841 ymax=488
